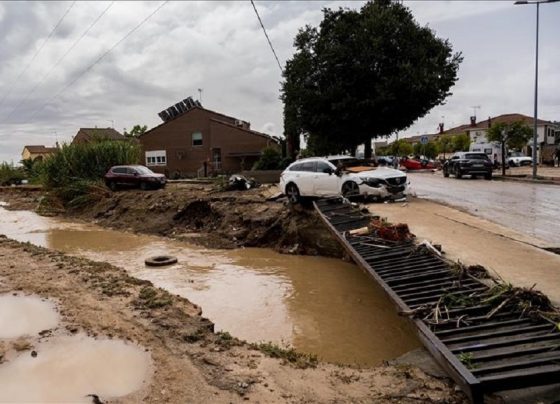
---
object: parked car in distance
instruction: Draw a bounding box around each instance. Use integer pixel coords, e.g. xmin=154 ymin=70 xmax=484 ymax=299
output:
xmin=104 ymin=165 xmax=166 ymax=191
xmin=443 ymin=152 xmax=493 ymax=180
xmin=507 ymin=152 xmax=533 ymax=167
xmin=279 ymin=156 xmax=407 ymax=203
xmin=400 ymin=156 xmax=438 ymax=170
xmin=376 ymin=156 xmax=395 ymax=166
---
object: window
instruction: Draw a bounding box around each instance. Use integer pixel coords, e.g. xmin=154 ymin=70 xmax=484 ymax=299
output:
xmin=289 ymin=163 xmax=303 ymax=171
xmin=300 ymin=161 xmax=316 ymax=172
xmin=145 ymin=150 xmax=167 ymax=166
xmin=316 ymin=161 xmax=332 ymax=173
xmin=192 ymin=131 xmax=203 ymax=146
xmin=112 ymin=167 xmax=127 ymax=174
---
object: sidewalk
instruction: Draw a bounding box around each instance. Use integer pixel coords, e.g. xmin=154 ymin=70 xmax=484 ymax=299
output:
xmin=368 ymin=198 xmax=560 ymax=305
xmin=493 ymin=165 xmax=560 ymax=185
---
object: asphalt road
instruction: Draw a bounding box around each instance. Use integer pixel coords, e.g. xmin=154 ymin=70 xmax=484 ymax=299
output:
xmin=408 ymin=172 xmax=560 ymax=244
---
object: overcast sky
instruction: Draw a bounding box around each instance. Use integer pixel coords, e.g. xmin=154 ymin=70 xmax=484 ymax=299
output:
xmin=0 ymin=1 xmax=559 ymax=162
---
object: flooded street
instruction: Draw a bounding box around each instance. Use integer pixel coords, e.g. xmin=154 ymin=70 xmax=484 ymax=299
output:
xmin=0 ymin=206 xmax=419 ymax=366
xmin=409 ymin=172 xmax=560 ymax=244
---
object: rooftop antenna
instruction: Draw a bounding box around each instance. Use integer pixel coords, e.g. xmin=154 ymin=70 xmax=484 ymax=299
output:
xmin=198 ymin=88 xmax=203 ymax=104
xmin=107 ymin=119 xmax=114 ymax=128
xmin=471 ymin=105 xmax=481 ymax=119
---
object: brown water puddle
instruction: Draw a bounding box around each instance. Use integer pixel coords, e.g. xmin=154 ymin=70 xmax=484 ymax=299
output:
xmin=0 ymin=294 xmax=59 ymax=339
xmin=0 ymin=206 xmax=420 ymax=366
xmin=0 ymin=335 xmax=150 ymax=403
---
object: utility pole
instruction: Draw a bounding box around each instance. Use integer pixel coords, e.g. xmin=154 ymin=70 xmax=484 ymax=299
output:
xmin=514 ymin=0 xmax=560 ymax=178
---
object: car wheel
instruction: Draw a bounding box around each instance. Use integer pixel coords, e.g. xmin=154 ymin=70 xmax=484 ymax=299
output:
xmin=285 ymin=183 xmax=300 ymax=204
xmin=456 ymin=170 xmax=462 ymax=179
xmin=341 ymin=181 xmax=360 ymax=198
xmin=485 ymin=173 xmax=492 ymax=180
xmin=140 ymin=182 xmax=148 ymax=190
xmin=108 ymin=181 xmax=117 ymax=191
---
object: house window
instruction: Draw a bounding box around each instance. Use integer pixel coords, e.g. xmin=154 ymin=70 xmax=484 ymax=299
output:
xmin=145 ymin=150 xmax=167 ymax=166
xmin=192 ymin=131 xmax=203 ymax=146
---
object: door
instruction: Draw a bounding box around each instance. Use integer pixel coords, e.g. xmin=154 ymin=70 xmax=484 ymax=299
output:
xmin=295 ymin=161 xmax=316 ymax=195
xmin=313 ymin=161 xmax=339 ymax=196
xmin=126 ymin=167 xmax=139 ymax=187
xmin=211 ymin=148 xmax=222 ymax=171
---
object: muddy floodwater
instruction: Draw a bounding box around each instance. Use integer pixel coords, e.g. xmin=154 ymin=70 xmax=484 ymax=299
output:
xmin=0 ymin=294 xmax=59 ymax=338
xmin=0 ymin=206 xmax=420 ymax=366
xmin=0 ymin=335 xmax=150 ymax=403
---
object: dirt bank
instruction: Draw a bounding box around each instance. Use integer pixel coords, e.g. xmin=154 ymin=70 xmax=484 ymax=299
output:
xmin=0 ymin=184 xmax=343 ymax=258
xmin=0 ymin=236 xmax=465 ymax=403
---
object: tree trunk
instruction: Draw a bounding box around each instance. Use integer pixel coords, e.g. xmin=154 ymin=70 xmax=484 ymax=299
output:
xmin=501 ymin=141 xmax=506 ymax=176
xmin=364 ymin=139 xmax=372 ymax=159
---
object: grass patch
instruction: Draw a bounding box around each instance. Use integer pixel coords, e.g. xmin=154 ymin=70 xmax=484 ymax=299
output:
xmin=250 ymin=341 xmax=318 ymax=369
xmin=135 ymin=286 xmax=172 ymax=309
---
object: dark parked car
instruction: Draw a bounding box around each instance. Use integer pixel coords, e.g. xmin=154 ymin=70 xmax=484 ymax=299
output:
xmin=104 ymin=165 xmax=166 ymax=190
xmin=443 ymin=152 xmax=493 ymax=180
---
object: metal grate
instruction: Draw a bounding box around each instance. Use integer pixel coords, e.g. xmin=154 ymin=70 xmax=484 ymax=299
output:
xmin=314 ymin=197 xmax=560 ymax=403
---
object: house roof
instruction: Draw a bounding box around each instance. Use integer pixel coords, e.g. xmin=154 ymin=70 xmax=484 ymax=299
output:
xmin=209 ymin=118 xmax=279 ymax=143
xmin=142 ymin=105 xmax=278 ymax=142
xmin=23 ymin=145 xmax=57 ymax=153
xmin=467 ymin=113 xmax=552 ymax=130
xmin=78 ymin=127 xmax=124 ymax=140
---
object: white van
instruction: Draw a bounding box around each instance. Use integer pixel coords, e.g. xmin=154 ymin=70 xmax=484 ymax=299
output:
xmin=470 ymin=143 xmax=502 ymax=163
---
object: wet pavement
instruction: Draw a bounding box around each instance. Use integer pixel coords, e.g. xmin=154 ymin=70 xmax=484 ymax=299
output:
xmin=409 ymin=172 xmax=560 ymax=244
xmin=0 ymin=206 xmax=419 ymax=366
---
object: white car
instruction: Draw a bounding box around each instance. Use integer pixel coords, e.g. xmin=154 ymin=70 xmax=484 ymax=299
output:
xmin=279 ymin=156 xmax=407 ymax=203
xmin=507 ymin=152 xmax=532 ymax=167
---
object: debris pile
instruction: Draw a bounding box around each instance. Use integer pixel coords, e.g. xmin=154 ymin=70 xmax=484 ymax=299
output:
xmin=348 ymin=218 xmax=415 ymax=242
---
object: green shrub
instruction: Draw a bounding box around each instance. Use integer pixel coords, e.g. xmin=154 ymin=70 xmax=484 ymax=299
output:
xmin=252 ymin=147 xmax=283 ymax=170
xmin=0 ymin=162 xmax=25 ymax=186
xmin=41 ymin=140 xmax=141 ymax=188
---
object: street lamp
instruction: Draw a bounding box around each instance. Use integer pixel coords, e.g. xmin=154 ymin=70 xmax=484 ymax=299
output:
xmin=514 ymin=0 xmax=559 ymax=179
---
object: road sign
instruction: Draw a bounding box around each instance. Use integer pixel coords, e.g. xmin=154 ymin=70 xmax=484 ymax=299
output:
xmin=420 ymin=135 xmax=429 ymax=145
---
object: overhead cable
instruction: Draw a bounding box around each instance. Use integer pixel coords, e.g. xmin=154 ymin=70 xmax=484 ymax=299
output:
xmin=0 ymin=2 xmax=76 ymax=110
xmin=28 ymin=1 xmax=169 ymax=121
xmin=250 ymin=0 xmax=283 ymax=73
xmin=3 ymin=2 xmax=115 ymax=122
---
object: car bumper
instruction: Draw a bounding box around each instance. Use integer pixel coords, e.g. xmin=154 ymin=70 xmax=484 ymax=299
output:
xmin=358 ymin=183 xmax=407 ymax=198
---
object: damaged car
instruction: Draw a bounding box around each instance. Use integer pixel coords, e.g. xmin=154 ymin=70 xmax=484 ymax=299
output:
xmin=279 ymin=156 xmax=407 ymax=203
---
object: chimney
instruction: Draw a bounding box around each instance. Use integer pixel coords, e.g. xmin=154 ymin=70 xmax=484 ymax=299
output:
xmin=488 ymin=116 xmax=492 ymax=127
xmin=438 ymin=123 xmax=444 ymax=134
xmin=470 ymin=116 xmax=476 ymax=127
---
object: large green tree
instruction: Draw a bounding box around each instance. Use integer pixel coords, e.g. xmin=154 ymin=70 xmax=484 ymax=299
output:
xmin=487 ymin=121 xmax=533 ymax=175
xmin=281 ymin=0 xmax=462 ymax=158
xmin=451 ymin=133 xmax=471 ymax=152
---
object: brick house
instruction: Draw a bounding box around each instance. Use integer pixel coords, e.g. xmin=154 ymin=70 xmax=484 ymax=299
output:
xmin=71 ymin=127 xmax=125 ymax=144
xmin=21 ymin=145 xmax=58 ymax=161
xmin=139 ymin=99 xmax=279 ymax=177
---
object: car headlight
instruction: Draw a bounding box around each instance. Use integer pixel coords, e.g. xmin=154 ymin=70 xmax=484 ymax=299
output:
xmin=360 ymin=177 xmax=382 ymax=187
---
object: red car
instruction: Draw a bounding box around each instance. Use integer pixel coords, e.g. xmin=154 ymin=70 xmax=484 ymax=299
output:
xmin=104 ymin=165 xmax=166 ymax=191
xmin=399 ymin=157 xmax=438 ymax=170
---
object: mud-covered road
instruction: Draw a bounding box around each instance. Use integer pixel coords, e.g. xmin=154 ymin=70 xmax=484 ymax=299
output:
xmin=409 ymin=172 xmax=560 ymax=244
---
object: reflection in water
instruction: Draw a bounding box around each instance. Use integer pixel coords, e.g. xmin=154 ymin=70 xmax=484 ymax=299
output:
xmin=0 ymin=206 xmax=419 ymax=365
xmin=0 ymin=335 xmax=150 ymax=403
xmin=0 ymin=294 xmax=59 ymax=339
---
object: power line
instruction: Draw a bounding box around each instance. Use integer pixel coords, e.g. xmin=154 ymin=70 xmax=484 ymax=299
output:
xmin=0 ymin=1 xmax=76 ymax=110
xmin=3 ymin=2 xmax=115 ymax=122
xmin=250 ymin=0 xmax=283 ymax=73
xmin=28 ymin=1 xmax=169 ymax=122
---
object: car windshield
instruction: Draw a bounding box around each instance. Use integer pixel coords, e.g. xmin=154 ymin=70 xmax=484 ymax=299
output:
xmin=465 ymin=154 xmax=489 ymax=160
xmin=511 ymin=152 xmax=524 ymax=157
xmin=135 ymin=166 xmax=154 ymax=175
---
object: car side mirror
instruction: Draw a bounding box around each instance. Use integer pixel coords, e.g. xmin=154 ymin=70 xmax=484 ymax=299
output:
xmin=133 ymin=172 xmax=139 ymax=176
xmin=323 ymin=167 xmax=334 ymax=175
